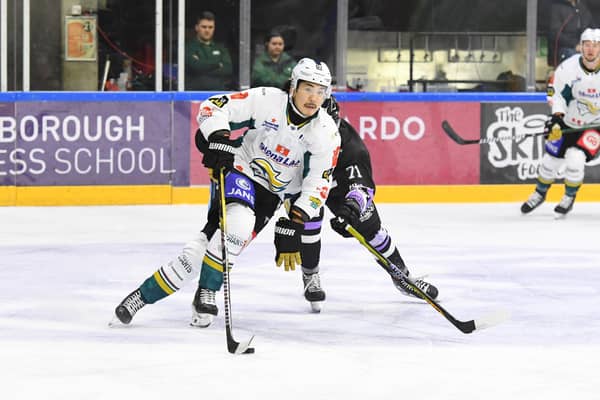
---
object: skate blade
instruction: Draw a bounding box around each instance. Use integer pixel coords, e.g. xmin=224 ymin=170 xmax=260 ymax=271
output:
xmin=108 ymin=315 xmax=126 ymax=327
xmin=554 ymin=212 xmax=568 ymax=220
xmin=309 ymin=301 xmax=323 ymax=313
xmin=190 ymin=313 xmax=214 ymax=328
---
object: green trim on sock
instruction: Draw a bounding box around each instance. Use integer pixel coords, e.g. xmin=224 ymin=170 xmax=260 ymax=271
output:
xmin=139 ymin=275 xmax=172 ymax=304
xmin=199 ymin=261 xmax=224 ymax=291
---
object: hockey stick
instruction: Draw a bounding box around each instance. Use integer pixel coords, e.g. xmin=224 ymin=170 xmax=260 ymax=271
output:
xmin=217 ymin=167 xmax=255 ymax=354
xmin=442 ymin=119 xmax=600 ymax=145
xmin=342 ymin=221 xmax=508 ymax=334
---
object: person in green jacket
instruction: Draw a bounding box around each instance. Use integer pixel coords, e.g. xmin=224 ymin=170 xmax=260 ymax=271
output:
xmin=251 ymin=31 xmax=296 ymax=89
xmin=185 ymin=11 xmax=233 ymax=90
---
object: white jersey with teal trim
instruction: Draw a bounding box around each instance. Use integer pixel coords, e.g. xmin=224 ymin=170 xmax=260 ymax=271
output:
xmin=550 ymin=55 xmax=600 ymax=128
xmin=197 ymin=87 xmax=340 ymax=219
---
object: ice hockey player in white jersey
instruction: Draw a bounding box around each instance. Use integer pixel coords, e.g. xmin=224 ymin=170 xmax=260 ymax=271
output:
xmin=189 ymin=96 xmax=438 ymax=324
xmin=110 ymin=58 xmax=340 ymax=326
xmin=521 ymin=28 xmax=600 ymax=216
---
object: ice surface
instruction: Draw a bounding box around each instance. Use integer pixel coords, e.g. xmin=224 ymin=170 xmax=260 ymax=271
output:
xmin=1 ymin=202 xmax=599 ymax=399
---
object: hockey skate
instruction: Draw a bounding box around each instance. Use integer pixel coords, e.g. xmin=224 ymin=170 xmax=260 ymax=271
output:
xmin=303 ymin=272 xmax=326 ymax=313
xmin=191 ymin=287 xmax=218 ymax=328
xmin=554 ymin=194 xmax=576 ymax=217
xmin=392 ymin=276 xmax=439 ymax=300
xmin=110 ymin=289 xmax=146 ymax=326
xmin=520 ymin=190 xmax=546 ymax=214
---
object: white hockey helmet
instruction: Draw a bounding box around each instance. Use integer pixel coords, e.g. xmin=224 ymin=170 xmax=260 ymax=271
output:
xmin=580 ymin=28 xmax=597 ymax=43
xmin=290 ymin=58 xmax=332 ymax=98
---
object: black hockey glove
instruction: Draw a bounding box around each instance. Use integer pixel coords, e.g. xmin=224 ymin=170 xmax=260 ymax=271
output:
xmin=544 ymin=114 xmax=567 ymax=142
xmin=202 ymin=130 xmax=235 ymax=173
xmin=274 ymin=217 xmax=303 ymax=271
xmin=330 ymin=199 xmax=361 ymax=238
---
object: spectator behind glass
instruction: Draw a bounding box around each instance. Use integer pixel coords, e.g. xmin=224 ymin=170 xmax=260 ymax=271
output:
xmin=251 ymin=31 xmax=296 ymax=89
xmin=548 ymin=0 xmax=594 ymax=67
xmin=185 ymin=11 xmax=233 ymax=90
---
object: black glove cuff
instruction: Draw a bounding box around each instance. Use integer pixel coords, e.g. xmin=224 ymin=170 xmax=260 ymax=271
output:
xmin=208 ymin=129 xmax=231 ymax=141
xmin=208 ymin=140 xmax=236 ymax=154
xmin=546 ymin=114 xmax=566 ymax=130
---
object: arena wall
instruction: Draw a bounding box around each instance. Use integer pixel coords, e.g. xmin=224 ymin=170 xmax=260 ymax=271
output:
xmin=2 ymin=91 xmax=599 ymax=205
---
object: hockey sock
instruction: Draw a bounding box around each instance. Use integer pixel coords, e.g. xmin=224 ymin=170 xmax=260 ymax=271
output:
xmin=535 ymin=179 xmax=551 ymax=195
xmin=139 ymin=273 xmax=169 ymax=304
xmin=565 ymin=181 xmax=581 ymax=197
xmin=198 ymin=251 xmax=227 ymax=291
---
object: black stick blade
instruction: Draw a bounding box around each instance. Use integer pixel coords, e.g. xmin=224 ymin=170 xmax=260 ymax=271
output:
xmin=227 ymin=330 xmax=255 ymax=355
xmin=441 ymin=120 xmax=481 ymax=145
xmin=442 ymin=120 xmax=466 ymax=144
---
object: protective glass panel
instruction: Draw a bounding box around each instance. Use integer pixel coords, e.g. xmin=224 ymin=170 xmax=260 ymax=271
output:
xmin=184 ymin=1 xmax=239 ymax=91
xmin=345 ymin=1 xmax=556 ymax=92
xmin=250 ymin=0 xmax=337 ymax=91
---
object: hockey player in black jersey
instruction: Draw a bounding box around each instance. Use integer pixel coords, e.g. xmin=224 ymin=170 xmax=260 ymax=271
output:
xmin=295 ymin=96 xmax=438 ymax=312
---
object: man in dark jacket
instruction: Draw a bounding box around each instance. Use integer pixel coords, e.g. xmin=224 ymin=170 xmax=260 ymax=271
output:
xmin=548 ymin=0 xmax=595 ymax=66
xmin=185 ymin=11 xmax=233 ymax=90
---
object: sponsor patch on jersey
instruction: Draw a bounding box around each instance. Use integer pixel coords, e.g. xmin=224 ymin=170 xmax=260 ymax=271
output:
xmin=276 ymin=144 xmax=290 ymax=156
xmin=321 ymin=168 xmax=333 ymax=180
xmin=225 ymin=172 xmax=256 ymax=206
xmin=262 ymin=118 xmax=280 ymax=131
xmin=197 ymin=106 xmax=213 ymax=124
xmin=309 ymin=196 xmax=322 ymax=209
xmin=259 ymin=142 xmax=301 ymax=167
xmin=317 ymin=186 xmax=329 ymax=199
xmin=235 ymin=176 xmax=252 ymax=191
xmin=578 ymin=129 xmax=600 ymax=156
xmin=331 ymin=146 xmax=341 ymax=166
xmin=209 ymin=95 xmax=229 ymax=108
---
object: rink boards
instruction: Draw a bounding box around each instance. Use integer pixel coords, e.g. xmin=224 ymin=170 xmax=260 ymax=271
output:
xmin=2 ymin=91 xmax=600 ymax=205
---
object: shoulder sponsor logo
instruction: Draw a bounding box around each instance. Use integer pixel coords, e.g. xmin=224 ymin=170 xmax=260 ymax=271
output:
xmin=197 ymin=106 xmax=213 ymax=124
xmin=261 ymin=118 xmax=280 ymax=131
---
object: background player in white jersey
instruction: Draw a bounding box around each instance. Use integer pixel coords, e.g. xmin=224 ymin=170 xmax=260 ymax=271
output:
xmin=521 ymin=28 xmax=600 ymax=216
xmin=111 ymin=58 xmax=340 ymax=325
